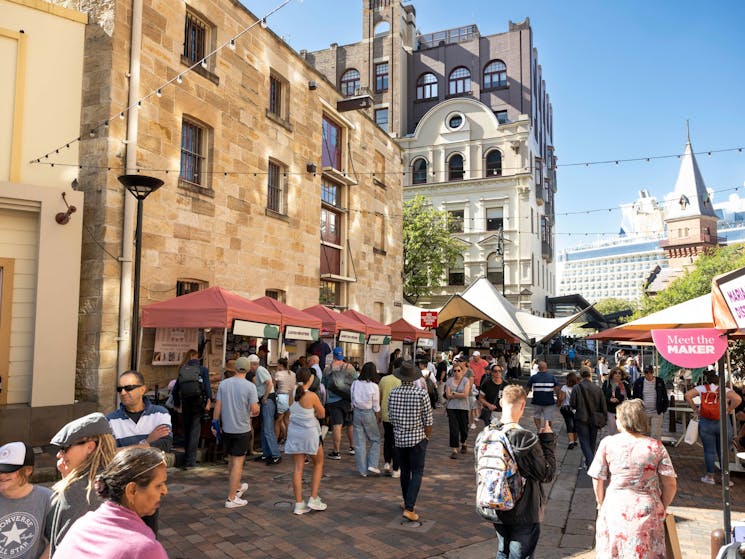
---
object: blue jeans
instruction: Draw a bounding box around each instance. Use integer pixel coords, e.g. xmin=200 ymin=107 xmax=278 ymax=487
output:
xmin=699 ymin=417 xmax=723 ymax=475
xmin=353 ymin=408 xmax=381 ymax=475
xmin=575 ymin=420 xmax=598 ymax=468
xmin=398 ymin=439 xmax=428 ymax=511
xmin=260 ymin=397 xmax=280 ymax=459
xmin=494 ymin=522 xmax=540 ymax=559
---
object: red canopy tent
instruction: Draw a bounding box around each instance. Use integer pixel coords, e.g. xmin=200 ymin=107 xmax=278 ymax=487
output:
xmin=585 ymin=326 xmax=652 ymax=343
xmin=251 ymin=297 xmax=322 ymax=331
xmin=474 ymin=324 xmax=521 ymax=344
xmin=142 ymin=286 xmax=281 ymax=328
xmin=302 ymin=305 xmax=363 ymax=337
xmin=342 ymin=309 xmax=392 ymax=336
xmin=388 ymin=318 xmax=430 ymax=343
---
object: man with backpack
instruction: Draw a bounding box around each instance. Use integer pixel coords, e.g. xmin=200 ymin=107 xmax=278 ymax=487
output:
xmin=173 ymin=349 xmax=212 ymax=469
xmin=632 ymin=364 xmax=669 ymax=440
xmin=323 ymin=347 xmax=358 ymax=460
xmin=477 ymin=384 xmax=556 ymax=559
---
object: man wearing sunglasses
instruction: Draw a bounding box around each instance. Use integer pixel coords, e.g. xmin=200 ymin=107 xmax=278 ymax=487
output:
xmin=107 ymin=370 xmax=173 ymax=452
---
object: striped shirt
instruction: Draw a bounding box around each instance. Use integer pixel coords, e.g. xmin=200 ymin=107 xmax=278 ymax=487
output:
xmin=107 ymin=398 xmax=172 ymax=447
xmin=388 ymin=383 xmax=433 ymax=448
xmin=526 ymin=372 xmax=558 ymax=406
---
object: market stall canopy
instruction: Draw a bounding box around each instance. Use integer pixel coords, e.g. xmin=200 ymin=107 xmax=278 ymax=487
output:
xmin=252 ymin=297 xmax=322 ymax=333
xmin=402 ymin=303 xmax=441 ymax=329
xmin=619 ymin=294 xmax=713 ymax=331
xmin=388 ymin=318 xmax=430 ymax=343
xmin=474 ymin=324 xmax=521 ymax=344
xmin=435 ymin=277 xmax=590 ymax=345
xmin=342 ymin=309 xmax=391 ymax=336
xmin=585 ymin=326 xmax=651 ymax=343
xmin=142 ymin=286 xmax=281 ymax=328
xmin=302 ymin=305 xmax=364 ymax=337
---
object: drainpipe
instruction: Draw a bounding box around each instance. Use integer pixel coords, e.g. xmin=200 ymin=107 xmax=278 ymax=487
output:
xmin=116 ymin=0 xmax=144 ymax=392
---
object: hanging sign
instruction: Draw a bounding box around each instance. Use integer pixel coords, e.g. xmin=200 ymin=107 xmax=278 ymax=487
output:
xmin=152 ymin=327 xmax=198 ymax=366
xmin=232 ymin=319 xmax=280 ymax=339
xmin=417 ymin=337 xmax=434 ymax=348
xmin=421 ymin=311 xmax=438 ymax=328
xmin=712 ymin=266 xmax=745 ymax=330
xmin=284 ymin=326 xmax=320 ymax=341
xmin=338 ymin=330 xmax=365 ymax=344
xmin=367 ymin=334 xmax=391 ymax=345
xmin=651 ymin=328 xmax=728 ymax=368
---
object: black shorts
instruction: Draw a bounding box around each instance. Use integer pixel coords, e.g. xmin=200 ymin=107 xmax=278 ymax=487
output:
xmin=223 ymin=432 xmax=250 ymax=456
xmin=327 ymin=400 xmax=352 ymax=427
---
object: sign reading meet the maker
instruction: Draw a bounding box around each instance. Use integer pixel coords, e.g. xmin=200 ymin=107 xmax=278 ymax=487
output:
xmin=651 ymin=328 xmax=727 ymax=368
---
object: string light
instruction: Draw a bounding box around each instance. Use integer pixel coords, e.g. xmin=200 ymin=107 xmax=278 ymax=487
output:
xmin=156 ymin=89 xmax=162 ymax=97
xmin=176 ymin=74 xmax=183 ymax=84
xmin=229 ymin=39 xmax=236 ymax=50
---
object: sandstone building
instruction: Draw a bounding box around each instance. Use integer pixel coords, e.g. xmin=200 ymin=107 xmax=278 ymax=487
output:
xmin=305 ymin=1 xmax=556 ymax=345
xmin=44 ymin=0 xmax=402 ymax=411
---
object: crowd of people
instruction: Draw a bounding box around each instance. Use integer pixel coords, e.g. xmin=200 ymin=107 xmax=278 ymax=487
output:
xmin=1 ymin=341 xmax=740 ymax=559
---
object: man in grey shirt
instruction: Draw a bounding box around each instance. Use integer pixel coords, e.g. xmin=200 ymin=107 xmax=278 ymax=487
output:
xmin=213 ymin=357 xmax=259 ymax=508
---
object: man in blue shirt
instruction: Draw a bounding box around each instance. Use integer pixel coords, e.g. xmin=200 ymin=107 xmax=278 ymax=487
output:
xmin=525 ymin=361 xmax=559 ymax=430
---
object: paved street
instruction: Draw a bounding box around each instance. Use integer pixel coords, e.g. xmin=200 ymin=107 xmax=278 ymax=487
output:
xmin=151 ymin=377 xmax=744 ymax=559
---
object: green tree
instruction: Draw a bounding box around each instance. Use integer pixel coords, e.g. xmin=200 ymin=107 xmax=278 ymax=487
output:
xmin=403 ymin=195 xmax=463 ymax=304
xmin=634 ymin=244 xmax=745 ymax=318
xmin=594 ymin=297 xmax=637 ymax=318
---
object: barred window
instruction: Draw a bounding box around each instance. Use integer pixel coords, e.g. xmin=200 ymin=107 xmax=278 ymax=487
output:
xmin=184 ymin=11 xmax=206 ymax=64
xmin=267 ymin=160 xmax=287 ymax=214
xmin=180 ymin=119 xmax=205 ymax=185
xmin=269 ymin=76 xmax=282 ymax=117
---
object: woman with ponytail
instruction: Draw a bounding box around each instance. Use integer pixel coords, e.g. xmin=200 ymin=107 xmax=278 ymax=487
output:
xmin=284 ymin=367 xmax=327 ymax=515
xmin=53 ymin=447 xmax=169 ymax=558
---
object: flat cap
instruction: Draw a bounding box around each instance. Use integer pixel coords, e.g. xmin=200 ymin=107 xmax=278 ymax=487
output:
xmin=51 ymin=412 xmax=112 ymax=447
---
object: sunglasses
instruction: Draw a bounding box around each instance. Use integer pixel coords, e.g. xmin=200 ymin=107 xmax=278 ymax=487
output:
xmin=116 ymin=384 xmax=143 ymax=393
xmin=59 ymin=439 xmax=90 ymax=453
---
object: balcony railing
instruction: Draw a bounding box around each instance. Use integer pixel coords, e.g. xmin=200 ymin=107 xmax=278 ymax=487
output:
xmin=417 ymin=25 xmax=478 ymax=50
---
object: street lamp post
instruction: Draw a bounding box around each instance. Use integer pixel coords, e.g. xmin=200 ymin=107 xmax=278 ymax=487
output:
xmin=498 ymin=228 xmax=505 ymax=296
xmin=117 ymin=174 xmax=164 ymax=370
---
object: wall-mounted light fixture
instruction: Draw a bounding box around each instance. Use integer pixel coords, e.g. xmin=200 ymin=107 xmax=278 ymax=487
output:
xmin=306 ymin=163 xmax=318 ymax=174
xmin=308 ymin=80 xmax=317 ymax=90
xmin=55 ymin=192 xmax=77 ymax=225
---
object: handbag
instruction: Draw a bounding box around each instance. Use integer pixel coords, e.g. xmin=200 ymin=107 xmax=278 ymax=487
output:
xmin=579 ymin=383 xmax=607 ymax=429
xmin=684 ymin=416 xmax=699 ymax=445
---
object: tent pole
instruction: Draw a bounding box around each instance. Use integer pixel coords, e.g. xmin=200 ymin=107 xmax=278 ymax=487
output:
xmin=136 ymin=326 xmax=144 ymax=371
xmin=718 ymin=353 xmax=731 ymax=544
xmin=222 ymin=327 xmax=228 ymax=368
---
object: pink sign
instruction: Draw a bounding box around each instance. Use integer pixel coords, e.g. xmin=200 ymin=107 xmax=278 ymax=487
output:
xmin=651 ymin=328 xmax=728 ymax=368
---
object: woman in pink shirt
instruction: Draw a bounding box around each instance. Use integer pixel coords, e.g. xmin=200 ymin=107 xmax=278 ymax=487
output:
xmin=53 ymin=447 xmax=169 ymax=558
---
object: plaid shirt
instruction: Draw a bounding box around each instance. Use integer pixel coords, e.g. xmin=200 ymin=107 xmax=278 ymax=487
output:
xmin=387 ymin=383 xmax=433 ymax=448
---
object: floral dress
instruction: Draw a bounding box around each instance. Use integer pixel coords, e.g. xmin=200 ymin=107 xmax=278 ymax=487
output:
xmin=588 ymin=432 xmax=676 ymax=559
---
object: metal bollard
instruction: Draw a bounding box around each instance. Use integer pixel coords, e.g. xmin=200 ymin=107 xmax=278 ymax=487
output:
xmin=711 ymin=528 xmax=725 ymax=559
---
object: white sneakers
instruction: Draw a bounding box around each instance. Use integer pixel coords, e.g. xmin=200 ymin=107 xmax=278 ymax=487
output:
xmin=225 ymin=496 xmax=247 ymax=508
xmin=235 ymin=482 xmax=248 ymax=499
xmin=294 ymin=497 xmax=327 ymax=514
xmin=367 ymin=466 xmax=381 ymax=475
xmin=308 ymin=496 xmax=327 ymax=511
xmin=383 ymin=462 xmax=392 ymax=474
xmin=391 ymin=469 xmax=401 ymax=478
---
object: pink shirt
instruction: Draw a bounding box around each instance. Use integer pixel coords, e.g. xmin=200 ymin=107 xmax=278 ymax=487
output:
xmin=53 ymin=501 xmax=168 ymax=559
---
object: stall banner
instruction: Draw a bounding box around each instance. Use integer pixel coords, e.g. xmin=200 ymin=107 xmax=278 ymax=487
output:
xmin=232 ymin=319 xmax=280 ymax=339
xmin=338 ymin=330 xmax=365 ymax=344
xmin=417 ymin=337 xmax=434 ymax=348
xmin=152 ymin=327 xmax=199 ymax=365
xmin=651 ymin=328 xmax=728 ymax=368
xmin=712 ymin=266 xmax=745 ymax=330
xmin=368 ymin=334 xmax=391 ymax=345
xmin=284 ymin=326 xmax=320 ymax=341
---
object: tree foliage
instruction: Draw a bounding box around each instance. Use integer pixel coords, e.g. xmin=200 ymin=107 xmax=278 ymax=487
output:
xmin=594 ymin=298 xmax=637 ymax=317
xmin=633 ymin=244 xmax=745 ymax=318
xmin=403 ymin=195 xmax=463 ymax=304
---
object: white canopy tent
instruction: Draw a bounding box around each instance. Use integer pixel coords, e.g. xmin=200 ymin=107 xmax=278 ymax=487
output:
xmin=436 ymin=277 xmax=590 ymax=346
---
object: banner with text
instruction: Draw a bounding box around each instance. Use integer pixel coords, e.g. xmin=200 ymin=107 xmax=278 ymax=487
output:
xmin=651 ymin=328 xmax=728 ymax=368
xmin=152 ymin=327 xmax=199 ymax=366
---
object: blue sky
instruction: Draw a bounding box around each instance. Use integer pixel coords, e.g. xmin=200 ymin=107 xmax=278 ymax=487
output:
xmin=246 ymin=0 xmax=745 ymax=251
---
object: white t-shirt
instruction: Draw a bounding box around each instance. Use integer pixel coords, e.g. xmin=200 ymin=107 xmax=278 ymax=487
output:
xmin=560 ymin=385 xmax=573 ymax=408
xmin=642 ymin=378 xmax=657 ymax=414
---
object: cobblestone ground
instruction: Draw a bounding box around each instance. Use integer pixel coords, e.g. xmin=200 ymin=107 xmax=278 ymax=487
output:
xmin=157 ymin=377 xmax=744 ymax=558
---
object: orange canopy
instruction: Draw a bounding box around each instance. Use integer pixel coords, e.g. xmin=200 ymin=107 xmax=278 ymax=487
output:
xmin=341 ymin=309 xmax=392 ymax=336
xmin=474 ymin=324 xmax=521 ymax=344
xmin=387 ymin=318 xmax=430 ymax=343
xmin=252 ymin=297 xmax=322 ymax=331
xmin=302 ymin=305 xmax=364 ymax=337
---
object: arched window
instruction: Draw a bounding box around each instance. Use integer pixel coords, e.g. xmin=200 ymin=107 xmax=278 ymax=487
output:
xmin=374 ymin=21 xmax=390 ymax=36
xmin=486 ymin=252 xmax=504 ymax=286
xmin=339 ymin=69 xmax=360 ymax=97
xmin=412 ymin=158 xmax=428 ymax=185
xmin=448 ymin=255 xmax=465 ymax=286
xmin=485 ymin=149 xmax=502 ymax=177
xmin=448 ymin=67 xmax=471 ymax=95
xmin=416 ymin=73 xmax=438 ymax=100
xmin=483 ymin=60 xmax=507 ymax=89
xmin=448 ymin=154 xmax=464 ymax=181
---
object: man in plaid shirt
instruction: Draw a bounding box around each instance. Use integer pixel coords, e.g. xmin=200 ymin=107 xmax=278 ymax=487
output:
xmin=388 ymin=361 xmax=433 ymax=522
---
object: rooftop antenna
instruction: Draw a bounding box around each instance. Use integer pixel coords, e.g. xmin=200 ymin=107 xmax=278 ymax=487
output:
xmin=686 ymin=119 xmax=691 ymax=143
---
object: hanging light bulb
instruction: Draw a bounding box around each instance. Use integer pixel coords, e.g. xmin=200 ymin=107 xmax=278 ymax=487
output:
xmin=260 ymin=18 xmax=268 ymax=28
xmin=119 ymin=111 xmax=125 ymax=120
xmin=89 ymin=129 xmax=96 ymax=137
xmin=229 ymin=38 xmax=236 ymax=50
xmin=156 ymin=89 xmax=162 ymax=97
xmin=200 ymin=58 xmax=208 ymax=69
xmin=176 ymin=74 xmax=183 ymax=84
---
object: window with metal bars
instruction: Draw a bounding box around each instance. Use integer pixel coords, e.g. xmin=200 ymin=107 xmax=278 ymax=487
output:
xmin=269 ymin=76 xmax=282 ymax=117
xmin=180 ymin=119 xmax=205 ymax=185
xmin=267 ymin=160 xmax=285 ymax=214
xmin=184 ymin=12 xmax=206 ymax=64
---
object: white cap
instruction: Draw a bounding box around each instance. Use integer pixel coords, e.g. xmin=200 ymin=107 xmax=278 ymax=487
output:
xmin=472 ymin=351 xmax=480 ymax=357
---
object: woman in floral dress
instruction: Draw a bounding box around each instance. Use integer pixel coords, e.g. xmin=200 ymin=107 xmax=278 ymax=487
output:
xmin=588 ymin=399 xmax=677 ymax=558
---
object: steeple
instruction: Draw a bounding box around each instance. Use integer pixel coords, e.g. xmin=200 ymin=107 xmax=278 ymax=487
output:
xmin=665 ymin=139 xmax=717 ymax=221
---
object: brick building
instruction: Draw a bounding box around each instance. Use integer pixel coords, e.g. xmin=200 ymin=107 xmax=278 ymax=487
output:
xmin=47 ymin=0 xmax=402 ymax=410
xmin=305 ymin=0 xmax=556 ymax=344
